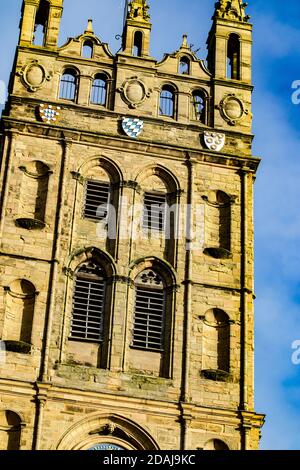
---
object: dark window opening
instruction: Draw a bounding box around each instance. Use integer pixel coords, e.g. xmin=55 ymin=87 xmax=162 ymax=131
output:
xmin=59 ymin=69 xmax=77 ymax=101
xmin=132 ymin=270 xmax=165 ymax=351
xmin=227 ymin=34 xmax=240 ymax=80
xmin=82 ymin=40 xmax=93 ymax=59
xmin=90 ymin=74 xmax=107 ymax=106
xmin=142 ymin=192 xmax=166 ymax=232
xmin=192 ymin=91 xmax=205 ymax=123
xmin=133 ymin=31 xmax=143 ymax=57
xmin=70 ymin=262 xmax=106 ymax=342
xmin=84 ymin=180 xmax=110 ymax=221
xmin=33 ymin=0 xmax=49 ymax=45
xmin=159 ymin=86 xmax=175 ymax=118
xmin=179 ymin=57 xmax=190 ymax=75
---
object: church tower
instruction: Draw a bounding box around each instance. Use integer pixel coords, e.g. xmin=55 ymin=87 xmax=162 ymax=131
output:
xmin=0 ymin=0 xmax=264 ymax=450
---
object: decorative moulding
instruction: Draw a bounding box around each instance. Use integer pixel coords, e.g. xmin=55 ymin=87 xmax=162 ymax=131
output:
xmin=218 ymin=94 xmax=249 ymax=126
xmin=18 ymin=60 xmax=52 ymax=92
xmin=119 ymin=77 xmax=152 ymax=108
xmin=15 ymin=218 xmax=45 ymax=230
xmin=203 ymin=247 xmax=232 ymax=259
xmin=201 ymin=369 xmax=231 ymax=382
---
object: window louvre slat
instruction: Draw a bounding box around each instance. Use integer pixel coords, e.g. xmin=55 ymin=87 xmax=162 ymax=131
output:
xmin=132 ymin=285 xmax=165 ymax=351
xmin=70 ymin=264 xmax=105 ymax=342
xmin=84 ymin=180 xmax=110 ymax=221
xmin=143 ymin=192 xmax=167 ymax=232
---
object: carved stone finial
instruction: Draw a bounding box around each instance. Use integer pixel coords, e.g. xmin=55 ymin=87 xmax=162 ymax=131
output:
xmin=128 ymin=0 xmax=150 ymax=23
xmin=214 ymin=0 xmax=250 ymax=22
xmin=181 ymin=34 xmax=189 ymax=49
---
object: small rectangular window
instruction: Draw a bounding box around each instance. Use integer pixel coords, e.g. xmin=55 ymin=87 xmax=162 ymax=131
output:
xmin=84 ymin=180 xmax=110 ymax=221
xmin=132 ymin=287 xmax=165 ymax=351
xmin=142 ymin=192 xmax=166 ymax=232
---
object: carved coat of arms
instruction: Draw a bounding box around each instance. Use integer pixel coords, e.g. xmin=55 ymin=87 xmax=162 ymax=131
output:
xmin=39 ymin=104 xmax=61 ymax=124
xmin=122 ymin=117 xmax=144 ymax=138
xmin=203 ymin=131 xmax=225 ymax=152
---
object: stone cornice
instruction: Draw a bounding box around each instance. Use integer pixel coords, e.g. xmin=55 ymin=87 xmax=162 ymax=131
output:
xmin=1 ymin=115 xmax=261 ymax=173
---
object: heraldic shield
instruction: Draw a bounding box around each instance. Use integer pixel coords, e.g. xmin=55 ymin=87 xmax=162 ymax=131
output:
xmin=203 ymin=131 xmax=226 ymax=152
xmin=122 ymin=117 xmax=144 ymax=138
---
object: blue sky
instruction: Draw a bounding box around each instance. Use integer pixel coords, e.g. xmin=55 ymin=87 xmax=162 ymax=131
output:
xmin=0 ymin=0 xmax=300 ymax=450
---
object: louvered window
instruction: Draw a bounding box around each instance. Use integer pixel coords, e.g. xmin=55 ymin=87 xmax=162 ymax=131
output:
xmin=143 ymin=192 xmax=166 ymax=232
xmin=70 ymin=262 xmax=105 ymax=342
xmin=84 ymin=180 xmax=110 ymax=221
xmin=132 ymin=270 xmax=165 ymax=351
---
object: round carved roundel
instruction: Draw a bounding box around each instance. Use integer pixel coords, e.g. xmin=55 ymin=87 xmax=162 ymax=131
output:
xmin=18 ymin=60 xmax=52 ymax=92
xmin=119 ymin=77 xmax=151 ymax=108
xmin=219 ymin=94 xmax=248 ymax=126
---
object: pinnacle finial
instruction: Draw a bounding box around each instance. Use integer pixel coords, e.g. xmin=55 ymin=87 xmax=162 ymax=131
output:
xmin=214 ymin=0 xmax=250 ymax=22
xmin=85 ymin=19 xmax=94 ymax=34
xmin=181 ymin=34 xmax=189 ymax=48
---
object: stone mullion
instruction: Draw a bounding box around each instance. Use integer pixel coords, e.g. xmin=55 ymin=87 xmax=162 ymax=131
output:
xmin=112 ymin=182 xmax=137 ymax=371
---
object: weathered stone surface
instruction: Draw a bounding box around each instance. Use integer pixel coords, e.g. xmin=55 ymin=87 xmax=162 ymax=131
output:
xmin=0 ymin=0 xmax=264 ymax=451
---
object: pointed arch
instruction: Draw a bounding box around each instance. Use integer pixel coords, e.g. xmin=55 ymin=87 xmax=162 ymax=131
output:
xmin=129 ymin=256 xmax=177 ymax=287
xmin=78 ymin=155 xmax=123 ymax=185
xmin=67 ymin=247 xmax=117 ymax=278
xmin=135 ymin=164 xmax=180 ymax=194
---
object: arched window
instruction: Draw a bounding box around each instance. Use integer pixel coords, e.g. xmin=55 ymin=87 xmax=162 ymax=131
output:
xmin=159 ymin=86 xmax=175 ymax=118
xmin=33 ymin=0 xmax=49 ymax=46
xmin=17 ymin=161 xmax=50 ymax=229
xmin=82 ymin=40 xmax=93 ymax=59
xmin=70 ymin=261 xmax=106 ymax=342
xmin=90 ymin=74 xmax=107 ymax=106
xmin=227 ymin=34 xmax=240 ymax=80
xmin=132 ymin=270 xmax=166 ymax=352
xmin=59 ymin=69 xmax=77 ymax=101
xmin=133 ymin=31 xmax=143 ymax=57
xmin=0 ymin=411 xmax=22 ymax=450
xmin=192 ymin=90 xmax=206 ymax=122
xmin=3 ymin=280 xmax=36 ymax=345
xmin=202 ymin=308 xmax=230 ymax=373
xmin=179 ymin=56 xmax=190 ymax=75
xmin=203 ymin=190 xmax=232 ymax=258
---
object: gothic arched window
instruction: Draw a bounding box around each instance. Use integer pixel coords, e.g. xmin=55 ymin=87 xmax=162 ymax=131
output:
xmin=70 ymin=261 xmax=106 ymax=342
xmin=191 ymin=90 xmax=206 ymax=123
xmin=159 ymin=86 xmax=175 ymax=118
xmin=132 ymin=270 xmax=166 ymax=352
xmin=90 ymin=74 xmax=107 ymax=106
xmin=227 ymin=34 xmax=240 ymax=80
xmin=59 ymin=69 xmax=77 ymax=101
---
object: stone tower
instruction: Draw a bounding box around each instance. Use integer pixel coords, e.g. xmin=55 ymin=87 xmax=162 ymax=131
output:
xmin=0 ymin=0 xmax=264 ymax=450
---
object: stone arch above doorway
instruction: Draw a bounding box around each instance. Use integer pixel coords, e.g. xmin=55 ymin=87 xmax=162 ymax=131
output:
xmin=56 ymin=413 xmax=159 ymax=450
